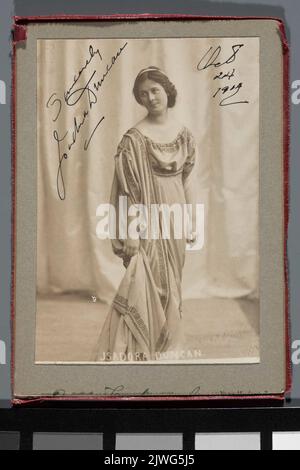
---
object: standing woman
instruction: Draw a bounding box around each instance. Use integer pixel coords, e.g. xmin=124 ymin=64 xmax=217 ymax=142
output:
xmin=95 ymin=66 xmax=198 ymax=362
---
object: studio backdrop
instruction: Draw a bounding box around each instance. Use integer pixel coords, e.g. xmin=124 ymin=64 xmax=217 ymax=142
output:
xmin=37 ymin=37 xmax=259 ymax=305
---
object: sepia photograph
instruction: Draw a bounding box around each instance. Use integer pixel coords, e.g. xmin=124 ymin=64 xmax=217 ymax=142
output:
xmin=36 ymin=36 xmax=260 ymax=365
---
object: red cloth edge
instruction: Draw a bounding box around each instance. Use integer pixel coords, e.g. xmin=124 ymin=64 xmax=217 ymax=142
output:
xmin=12 ymin=394 xmax=284 ymax=407
xmin=12 ymin=14 xmax=293 ymax=23
xmin=278 ymin=21 xmax=292 ymax=394
xmin=10 ymin=14 xmax=291 ymax=404
xmin=12 ymin=24 xmax=27 ymax=43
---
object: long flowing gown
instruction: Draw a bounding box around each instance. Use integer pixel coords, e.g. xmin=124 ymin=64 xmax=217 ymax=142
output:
xmin=95 ymin=126 xmax=196 ymax=362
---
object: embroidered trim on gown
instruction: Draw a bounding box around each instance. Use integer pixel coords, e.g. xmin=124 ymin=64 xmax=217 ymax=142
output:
xmin=94 ymin=126 xmax=196 ymax=361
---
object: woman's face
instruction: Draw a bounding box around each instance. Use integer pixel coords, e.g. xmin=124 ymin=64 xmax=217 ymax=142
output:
xmin=138 ymin=79 xmax=168 ymax=115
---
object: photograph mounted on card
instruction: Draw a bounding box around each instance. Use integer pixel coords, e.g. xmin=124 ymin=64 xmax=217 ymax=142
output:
xmin=12 ymin=16 xmax=290 ymax=401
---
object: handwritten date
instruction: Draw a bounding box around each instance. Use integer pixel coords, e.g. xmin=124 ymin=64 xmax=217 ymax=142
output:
xmin=197 ymin=44 xmax=249 ymax=107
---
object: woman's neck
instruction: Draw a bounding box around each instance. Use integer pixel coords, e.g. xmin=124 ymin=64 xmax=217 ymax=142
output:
xmin=147 ymin=110 xmax=169 ymax=125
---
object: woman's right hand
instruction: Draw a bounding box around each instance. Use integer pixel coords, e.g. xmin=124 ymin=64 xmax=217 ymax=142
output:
xmin=122 ymin=238 xmax=140 ymax=258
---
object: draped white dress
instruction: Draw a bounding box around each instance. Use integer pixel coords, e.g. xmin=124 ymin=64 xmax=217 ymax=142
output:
xmin=95 ymin=126 xmax=197 ymax=361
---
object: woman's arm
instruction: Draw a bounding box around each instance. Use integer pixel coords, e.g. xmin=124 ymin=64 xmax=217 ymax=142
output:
xmin=114 ymin=134 xmax=141 ymax=259
xmin=183 ymin=137 xmax=198 ymax=242
xmin=123 ymin=201 xmax=141 ymax=258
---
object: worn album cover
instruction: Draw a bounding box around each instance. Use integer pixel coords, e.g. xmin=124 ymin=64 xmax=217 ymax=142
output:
xmin=12 ymin=16 xmax=290 ymax=401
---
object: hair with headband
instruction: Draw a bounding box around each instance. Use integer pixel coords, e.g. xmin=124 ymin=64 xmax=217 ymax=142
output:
xmin=137 ymin=67 xmax=169 ymax=79
xmin=133 ymin=66 xmax=177 ymax=108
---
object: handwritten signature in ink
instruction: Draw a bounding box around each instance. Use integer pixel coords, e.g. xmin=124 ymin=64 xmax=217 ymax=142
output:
xmin=46 ymin=43 xmax=128 ymax=200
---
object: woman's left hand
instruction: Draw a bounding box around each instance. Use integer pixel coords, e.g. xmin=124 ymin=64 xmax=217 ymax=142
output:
xmin=122 ymin=238 xmax=140 ymax=258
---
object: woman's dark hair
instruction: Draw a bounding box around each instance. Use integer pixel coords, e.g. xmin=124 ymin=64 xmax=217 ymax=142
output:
xmin=133 ymin=66 xmax=177 ymax=108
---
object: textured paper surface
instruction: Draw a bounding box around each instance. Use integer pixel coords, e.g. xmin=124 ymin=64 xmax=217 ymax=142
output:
xmin=13 ymin=19 xmax=285 ymax=398
xmin=35 ymin=36 xmax=260 ymax=365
